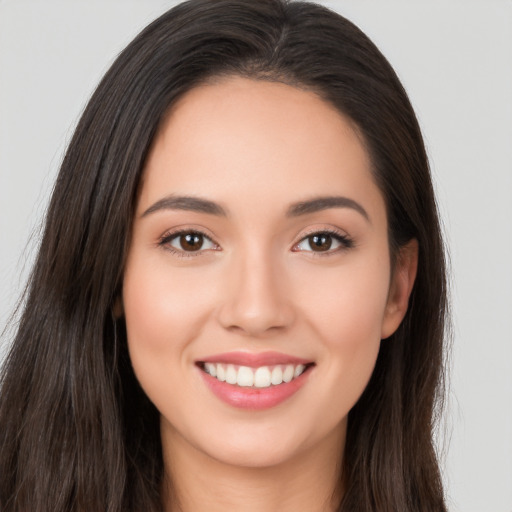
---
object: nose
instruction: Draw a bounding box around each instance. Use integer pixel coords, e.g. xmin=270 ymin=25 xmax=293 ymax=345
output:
xmin=217 ymin=248 xmax=295 ymax=337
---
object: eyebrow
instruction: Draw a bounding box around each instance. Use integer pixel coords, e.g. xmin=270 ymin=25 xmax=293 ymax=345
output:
xmin=141 ymin=194 xmax=369 ymax=222
xmin=141 ymin=195 xmax=227 ymax=217
xmin=287 ymin=196 xmax=370 ymax=222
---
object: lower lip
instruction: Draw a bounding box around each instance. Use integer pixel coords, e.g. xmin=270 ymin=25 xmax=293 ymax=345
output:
xmin=198 ymin=367 xmax=312 ymax=410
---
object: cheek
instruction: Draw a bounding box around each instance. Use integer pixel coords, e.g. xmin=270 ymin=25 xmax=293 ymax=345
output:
xmin=292 ymin=256 xmax=390 ymax=400
xmin=294 ymin=256 xmax=391 ymax=341
xmin=121 ymin=257 xmax=217 ymax=375
xmin=121 ymin=256 xmax=224 ymax=426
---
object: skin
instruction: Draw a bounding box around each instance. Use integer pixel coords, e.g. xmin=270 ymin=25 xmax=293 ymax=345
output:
xmin=122 ymin=77 xmax=417 ymax=512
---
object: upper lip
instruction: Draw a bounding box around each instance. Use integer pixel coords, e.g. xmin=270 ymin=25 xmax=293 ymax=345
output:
xmin=197 ymin=350 xmax=313 ymax=368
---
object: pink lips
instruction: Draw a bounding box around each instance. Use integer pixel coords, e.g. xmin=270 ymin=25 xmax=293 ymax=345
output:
xmin=196 ymin=351 xmax=314 ymax=410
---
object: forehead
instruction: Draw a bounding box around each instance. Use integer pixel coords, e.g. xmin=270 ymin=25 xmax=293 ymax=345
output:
xmin=139 ymin=77 xmax=385 ymax=224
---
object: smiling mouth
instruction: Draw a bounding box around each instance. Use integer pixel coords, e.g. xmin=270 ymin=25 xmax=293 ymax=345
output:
xmin=197 ymin=362 xmax=315 ymax=388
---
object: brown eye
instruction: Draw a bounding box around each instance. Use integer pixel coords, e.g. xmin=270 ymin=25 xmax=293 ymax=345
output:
xmin=293 ymin=231 xmax=353 ymax=254
xmin=178 ymin=233 xmax=203 ymax=251
xmin=164 ymin=231 xmax=217 ymax=254
xmin=308 ymin=234 xmax=332 ymax=252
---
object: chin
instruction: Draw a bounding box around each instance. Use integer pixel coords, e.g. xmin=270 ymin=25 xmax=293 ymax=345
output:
xmin=184 ymin=416 xmax=345 ymax=471
xmin=206 ymin=439 xmax=304 ymax=469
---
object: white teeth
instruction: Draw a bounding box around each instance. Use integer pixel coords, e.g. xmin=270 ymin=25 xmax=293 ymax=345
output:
xmin=216 ymin=364 xmax=226 ymax=382
xmin=205 ymin=362 xmax=217 ymax=377
xmin=294 ymin=364 xmax=305 ymax=378
xmin=271 ymin=366 xmax=283 ymax=385
xmin=283 ymin=365 xmax=294 ymax=383
xmin=254 ymin=367 xmax=271 ymax=388
xmin=225 ymin=364 xmax=237 ymax=384
xmin=203 ymin=362 xmax=310 ymax=387
xmin=237 ymin=366 xmax=254 ymax=387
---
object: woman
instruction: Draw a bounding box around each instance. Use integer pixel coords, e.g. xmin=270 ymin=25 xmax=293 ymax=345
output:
xmin=0 ymin=0 xmax=448 ymax=510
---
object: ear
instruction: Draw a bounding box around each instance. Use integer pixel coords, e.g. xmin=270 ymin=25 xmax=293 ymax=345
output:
xmin=381 ymin=239 xmax=418 ymax=339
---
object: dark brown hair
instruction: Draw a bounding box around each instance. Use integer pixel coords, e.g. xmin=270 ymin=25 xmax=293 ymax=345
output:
xmin=0 ymin=1 xmax=448 ymax=510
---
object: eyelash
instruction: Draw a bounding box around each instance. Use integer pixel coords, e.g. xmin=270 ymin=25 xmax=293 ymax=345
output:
xmin=158 ymin=228 xmax=354 ymax=258
xmin=158 ymin=229 xmax=219 ymax=258
xmin=292 ymin=228 xmax=354 ymax=256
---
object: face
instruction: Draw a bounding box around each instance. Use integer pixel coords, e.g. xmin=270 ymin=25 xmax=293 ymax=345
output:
xmin=122 ymin=77 xmax=415 ymax=470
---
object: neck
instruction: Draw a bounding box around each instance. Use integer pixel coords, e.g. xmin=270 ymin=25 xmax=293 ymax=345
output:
xmin=161 ymin=424 xmax=345 ymax=512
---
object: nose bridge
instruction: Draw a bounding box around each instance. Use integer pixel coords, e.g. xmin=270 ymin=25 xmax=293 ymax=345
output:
xmin=218 ymin=240 xmax=294 ymax=335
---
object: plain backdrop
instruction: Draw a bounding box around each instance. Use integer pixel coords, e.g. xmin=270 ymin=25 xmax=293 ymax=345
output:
xmin=1 ymin=1 xmax=511 ymax=511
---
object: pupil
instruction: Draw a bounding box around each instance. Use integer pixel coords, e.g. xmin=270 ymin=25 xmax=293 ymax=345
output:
xmin=180 ymin=233 xmax=203 ymax=251
xmin=310 ymin=234 xmax=331 ymax=251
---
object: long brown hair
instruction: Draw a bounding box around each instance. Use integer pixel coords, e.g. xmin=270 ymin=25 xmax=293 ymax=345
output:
xmin=0 ymin=1 xmax=448 ymax=510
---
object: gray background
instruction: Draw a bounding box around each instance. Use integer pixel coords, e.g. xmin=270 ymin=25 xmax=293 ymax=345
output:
xmin=1 ymin=1 xmax=511 ymax=510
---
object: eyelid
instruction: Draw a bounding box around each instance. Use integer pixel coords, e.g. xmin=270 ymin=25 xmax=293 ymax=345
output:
xmin=291 ymin=227 xmax=354 ymax=254
xmin=158 ymin=227 xmax=221 ymax=257
xmin=157 ymin=225 xmax=354 ymax=258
